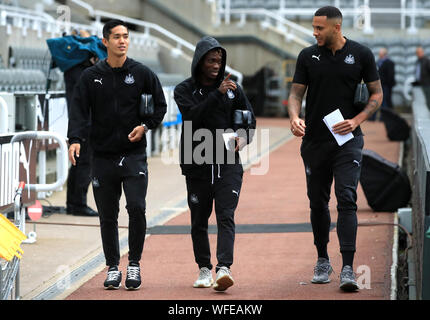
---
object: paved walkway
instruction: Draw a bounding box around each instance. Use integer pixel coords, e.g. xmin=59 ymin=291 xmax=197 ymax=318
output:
xmin=16 ymin=118 xmax=400 ymax=300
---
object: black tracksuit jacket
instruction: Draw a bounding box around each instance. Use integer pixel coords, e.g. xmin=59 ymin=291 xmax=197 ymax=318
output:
xmin=67 ymin=57 xmax=167 ymax=157
xmin=174 ymin=36 xmax=256 ymax=179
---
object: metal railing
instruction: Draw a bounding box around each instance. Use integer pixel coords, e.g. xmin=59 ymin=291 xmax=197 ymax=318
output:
xmin=69 ymin=0 xmax=243 ymax=84
xmin=215 ymin=0 xmax=430 ymax=36
xmin=215 ymin=0 xmax=314 ymax=47
xmin=0 ymin=131 xmax=68 ymax=299
xmin=410 ymin=87 xmax=430 ymax=300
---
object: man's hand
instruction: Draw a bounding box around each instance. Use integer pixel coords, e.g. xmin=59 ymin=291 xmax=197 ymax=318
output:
xmin=218 ymin=73 xmax=237 ymax=95
xmin=69 ymin=143 xmax=81 ymax=166
xmin=332 ymin=118 xmax=359 ymax=135
xmin=290 ymin=117 xmax=306 ymax=137
xmin=234 ymin=136 xmax=247 ymax=152
xmin=128 ymin=126 xmax=146 ymax=142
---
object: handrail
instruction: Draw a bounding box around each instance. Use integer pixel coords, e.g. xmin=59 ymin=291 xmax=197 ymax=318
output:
xmin=215 ymin=1 xmax=314 ymax=47
xmin=217 ymin=0 xmax=430 ymax=35
xmin=221 ymin=7 xmax=313 ymax=47
xmin=10 ymin=131 xmax=68 ymax=192
xmin=92 ymin=9 xmax=243 ymax=84
xmin=0 ymin=96 xmax=8 ymax=134
xmin=68 ymin=0 xmax=243 ymax=84
xmin=0 ymin=4 xmax=55 ymax=22
xmin=68 ymin=0 xmax=95 ymax=17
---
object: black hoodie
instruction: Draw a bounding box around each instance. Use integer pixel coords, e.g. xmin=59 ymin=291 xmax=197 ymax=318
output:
xmin=174 ymin=36 xmax=256 ymax=179
xmin=68 ymin=57 xmax=167 ymax=157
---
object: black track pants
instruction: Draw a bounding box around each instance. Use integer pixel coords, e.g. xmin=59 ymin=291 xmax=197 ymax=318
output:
xmin=66 ymin=139 xmax=91 ymax=210
xmin=91 ymin=153 xmax=148 ymax=267
xmin=186 ymin=165 xmax=243 ymax=271
xmin=301 ymin=136 xmax=364 ymax=253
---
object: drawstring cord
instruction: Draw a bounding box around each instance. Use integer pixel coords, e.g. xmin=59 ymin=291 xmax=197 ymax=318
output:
xmin=211 ymin=164 xmax=222 ymax=184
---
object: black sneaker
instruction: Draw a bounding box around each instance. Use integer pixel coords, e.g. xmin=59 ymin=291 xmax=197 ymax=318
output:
xmin=104 ymin=266 xmax=122 ymax=290
xmin=125 ymin=263 xmax=141 ymax=290
xmin=339 ymin=265 xmax=359 ymax=292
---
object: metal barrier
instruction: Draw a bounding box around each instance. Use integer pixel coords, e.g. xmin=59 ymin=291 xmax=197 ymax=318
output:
xmin=411 ymin=86 xmax=430 ymax=300
xmin=0 ymin=181 xmax=25 ymax=300
xmin=0 ymin=131 xmax=68 ymax=300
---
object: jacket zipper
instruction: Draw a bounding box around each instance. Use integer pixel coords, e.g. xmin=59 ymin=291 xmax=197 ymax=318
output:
xmin=112 ymin=71 xmax=122 ymax=144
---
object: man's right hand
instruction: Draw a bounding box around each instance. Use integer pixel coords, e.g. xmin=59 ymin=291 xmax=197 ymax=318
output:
xmin=290 ymin=117 xmax=306 ymax=137
xmin=69 ymin=143 xmax=81 ymax=166
xmin=218 ymin=73 xmax=237 ymax=94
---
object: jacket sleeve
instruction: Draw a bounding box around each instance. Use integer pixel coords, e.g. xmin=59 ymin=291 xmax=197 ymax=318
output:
xmin=234 ymin=85 xmax=257 ymax=145
xmin=142 ymin=68 xmax=167 ymax=130
xmin=174 ymin=82 xmax=224 ymax=126
xmin=67 ymin=72 xmax=91 ymax=145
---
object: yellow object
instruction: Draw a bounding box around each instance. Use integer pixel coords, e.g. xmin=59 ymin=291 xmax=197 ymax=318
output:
xmin=0 ymin=213 xmax=26 ymax=261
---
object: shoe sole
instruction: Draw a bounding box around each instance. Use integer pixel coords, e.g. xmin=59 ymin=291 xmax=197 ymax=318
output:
xmin=125 ymin=285 xmax=141 ymax=290
xmin=213 ymin=275 xmax=234 ymax=292
xmin=311 ymin=278 xmax=331 ymax=284
xmin=193 ymin=280 xmax=214 ymax=288
xmin=339 ymin=281 xmax=359 ymax=292
xmin=311 ymin=267 xmax=333 ymax=284
xmin=104 ymin=284 xmax=121 ymax=290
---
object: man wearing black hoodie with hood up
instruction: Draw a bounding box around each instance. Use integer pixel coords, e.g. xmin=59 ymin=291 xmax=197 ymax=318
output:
xmin=67 ymin=20 xmax=167 ymax=291
xmin=174 ymin=36 xmax=256 ymax=291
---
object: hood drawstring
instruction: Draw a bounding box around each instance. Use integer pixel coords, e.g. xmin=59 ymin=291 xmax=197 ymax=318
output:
xmin=118 ymin=156 xmax=125 ymax=167
xmin=211 ymin=164 xmax=222 ymax=185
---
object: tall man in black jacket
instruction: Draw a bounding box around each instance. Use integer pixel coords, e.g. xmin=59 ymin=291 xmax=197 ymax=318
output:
xmin=174 ymin=36 xmax=256 ymax=291
xmin=68 ymin=20 xmax=167 ymax=290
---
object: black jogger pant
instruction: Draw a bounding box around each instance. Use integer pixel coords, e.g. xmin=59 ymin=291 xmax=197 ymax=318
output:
xmin=91 ymin=153 xmax=148 ymax=267
xmin=301 ymin=135 xmax=364 ymax=253
xmin=66 ymin=138 xmax=92 ymax=210
xmin=186 ymin=165 xmax=243 ymax=271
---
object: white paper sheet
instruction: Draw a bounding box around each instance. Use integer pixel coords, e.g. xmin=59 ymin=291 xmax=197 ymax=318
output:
xmin=222 ymin=132 xmax=238 ymax=151
xmin=323 ymin=108 xmax=354 ymax=146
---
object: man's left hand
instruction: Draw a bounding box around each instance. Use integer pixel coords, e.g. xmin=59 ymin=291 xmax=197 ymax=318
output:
xmin=332 ymin=119 xmax=359 ymax=135
xmin=234 ymin=136 xmax=247 ymax=152
xmin=128 ymin=126 xmax=146 ymax=142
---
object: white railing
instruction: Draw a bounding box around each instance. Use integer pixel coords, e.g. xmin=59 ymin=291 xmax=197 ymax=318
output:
xmin=69 ymin=0 xmax=243 ymax=84
xmin=0 ymin=4 xmax=158 ymax=49
xmin=215 ymin=0 xmax=314 ymax=47
xmin=216 ymin=0 xmax=430 ymax=35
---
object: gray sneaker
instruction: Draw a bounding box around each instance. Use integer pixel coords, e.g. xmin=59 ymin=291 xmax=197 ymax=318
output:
xmin=311 ymin=257 xmax=333 ymax=284
xmin=213 ymin=266 xmax=234 ymax=291
xmin=339 ymin=265 xmax=359 ymax=292
xmin=193 ymin=267 xmax=213 ymax=288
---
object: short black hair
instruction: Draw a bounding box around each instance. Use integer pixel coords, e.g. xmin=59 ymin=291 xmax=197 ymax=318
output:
xmin=315 ymin=6 xmax=343 ymax=20
xmin=103 ymin=19 xmax=128 ymax=39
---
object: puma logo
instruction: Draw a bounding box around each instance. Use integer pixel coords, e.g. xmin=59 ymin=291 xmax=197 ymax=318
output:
xmin=353 ymin=160 xmax=361 ymax=167
xmin=312 ymin=54 xmax=321 ymax=61
xmin=232 ymin=190 xmax=239 ymax=196
xmin=94 ymin=78 xmax=103 ymax=85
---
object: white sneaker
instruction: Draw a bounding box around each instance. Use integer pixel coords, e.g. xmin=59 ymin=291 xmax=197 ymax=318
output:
xmin=193 ymin=267 xmax=213 ymax=288
xmin=213 ymin=266 xmax=234 ymax=291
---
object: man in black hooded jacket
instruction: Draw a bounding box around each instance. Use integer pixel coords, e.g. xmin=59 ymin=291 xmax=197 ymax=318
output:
xmin=68 ymin=20 xmax=167 ymax=291
xmin=174 ymin=36 xmax=256 ymax=291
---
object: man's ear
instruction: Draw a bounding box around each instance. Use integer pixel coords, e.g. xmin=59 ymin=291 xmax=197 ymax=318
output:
xmin=102 ymin=37 xmax=108 ymax=48
xmin=333 ymin=19 xmax=342 ymax=33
